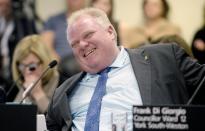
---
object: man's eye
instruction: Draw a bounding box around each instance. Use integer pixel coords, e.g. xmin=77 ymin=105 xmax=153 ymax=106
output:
xmin=71 ymin=42 xmax=79 ymax=48
xmin=85 ymin=32 xmax=94 ymax=39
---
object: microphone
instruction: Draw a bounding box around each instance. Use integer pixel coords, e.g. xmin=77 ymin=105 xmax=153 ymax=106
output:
xmin=19 ymin=60 xmax=58 ymax=104
xmin=187 ymin=74 xmax=205 ymax=105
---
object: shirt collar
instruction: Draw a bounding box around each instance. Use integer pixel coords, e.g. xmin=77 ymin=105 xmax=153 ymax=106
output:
xmin=85 ymin=46 xmax=128 ymax=78
xmin=109 ymin=46 xmax=128 ymax=68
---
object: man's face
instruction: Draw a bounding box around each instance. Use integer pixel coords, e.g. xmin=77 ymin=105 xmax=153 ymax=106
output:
xmin=68 ymin=15 xmax=119 ymax=74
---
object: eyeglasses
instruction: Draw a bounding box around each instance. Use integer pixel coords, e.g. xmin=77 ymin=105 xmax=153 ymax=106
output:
xmin=18 ymin=62 xmax=41 ymax=73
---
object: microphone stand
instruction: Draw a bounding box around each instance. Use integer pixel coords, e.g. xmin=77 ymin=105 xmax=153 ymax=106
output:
xmin=187 ymin=75 xmax=205 ymax=105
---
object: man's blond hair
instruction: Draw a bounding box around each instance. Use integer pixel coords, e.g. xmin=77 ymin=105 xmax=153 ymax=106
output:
xmin=67 ymin=7 xmax=117 ymax=41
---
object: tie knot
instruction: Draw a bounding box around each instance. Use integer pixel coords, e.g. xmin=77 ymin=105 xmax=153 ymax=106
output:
xmin=98 ymin=67 xmax=111 ymax=75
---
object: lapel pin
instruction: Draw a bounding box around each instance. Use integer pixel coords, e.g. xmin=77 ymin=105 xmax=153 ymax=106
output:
xmin=144 ymin=55 xmax=148 ymax=60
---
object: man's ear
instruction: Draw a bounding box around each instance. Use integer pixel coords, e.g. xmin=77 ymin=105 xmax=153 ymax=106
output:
xmin=107 ymin=25 xmax=116 ymax=40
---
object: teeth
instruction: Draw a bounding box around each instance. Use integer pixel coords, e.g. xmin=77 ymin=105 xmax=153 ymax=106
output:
xmin=88 ymin=50 xmax=94 ymax=54
xmin=85 ymin=48 xmax=95 ymax=57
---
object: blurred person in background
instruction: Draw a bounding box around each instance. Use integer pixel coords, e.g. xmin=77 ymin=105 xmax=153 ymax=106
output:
xmin=12 ymin=35 xmax=59 ymax=113
xmin=121 ymin=0 xmax=181 ymax=48
xmin=0 ymin=0 xmax=37 ymax=101
xmin=89 ymin=0 xmax=122 ymax=45
xmin=152 ymin=35 xmax=193 ymax=57
xmin=41 ymin=0 xmax=85 ymax=80
xmin=191 ymin=5 xmax=205 ymax=64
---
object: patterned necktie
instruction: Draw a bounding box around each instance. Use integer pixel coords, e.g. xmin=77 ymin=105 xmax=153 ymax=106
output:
xmin=84 ymin=67 xmax=110 ymax=131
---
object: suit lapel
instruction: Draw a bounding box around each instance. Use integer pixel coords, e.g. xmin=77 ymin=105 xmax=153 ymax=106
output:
xmin=57 ymin=72 xmax=86 ymax=127
xmin=127 ymin=48 xmax=151 ymax=105
xmin=59 ymin=94 xmax=72 ymax=127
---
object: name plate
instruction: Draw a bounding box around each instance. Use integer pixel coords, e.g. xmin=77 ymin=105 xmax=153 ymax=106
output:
xmin=133 ymin=105 xmax=205 ymax=131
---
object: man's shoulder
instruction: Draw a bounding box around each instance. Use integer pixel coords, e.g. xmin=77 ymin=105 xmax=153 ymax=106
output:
xmin=127 ymin=43 xmax=178 ymax=54
xmin=140 ymin=43 xmax=176 ymax=50
xmin=44 ymin=12 xmax=66 ymax=30
xmin=126 ymin=43 xmax=184 ymax=61
xmin=45 ymin=12 xmax=66 ymax=24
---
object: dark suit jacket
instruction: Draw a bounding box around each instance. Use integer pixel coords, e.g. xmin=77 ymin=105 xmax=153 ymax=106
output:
xmin=46 ymin=43 xmax=205 ymax=131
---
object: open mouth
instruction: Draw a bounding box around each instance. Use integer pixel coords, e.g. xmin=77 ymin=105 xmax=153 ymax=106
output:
xmin=84 ymin=48 xmax=96 ymax=57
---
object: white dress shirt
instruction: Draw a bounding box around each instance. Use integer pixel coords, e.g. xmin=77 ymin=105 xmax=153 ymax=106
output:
xmin=69 ymin=47 xmax=143 ymax=131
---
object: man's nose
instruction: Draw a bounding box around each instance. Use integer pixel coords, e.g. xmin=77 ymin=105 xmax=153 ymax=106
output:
xmin=79 ymin=40 xmax=88 ymax=48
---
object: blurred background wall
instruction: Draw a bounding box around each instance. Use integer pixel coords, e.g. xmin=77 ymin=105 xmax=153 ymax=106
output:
xmin=36 ymin=0 xmax=205 ymax=45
